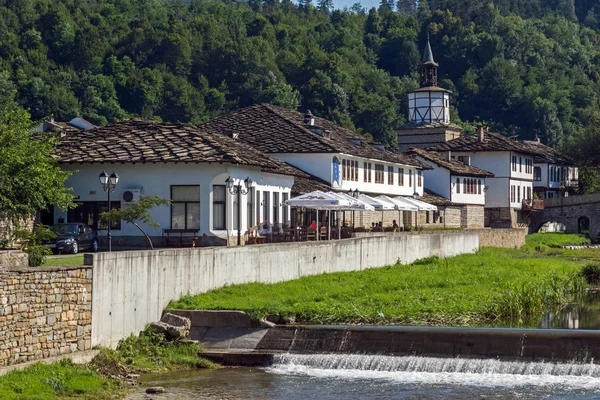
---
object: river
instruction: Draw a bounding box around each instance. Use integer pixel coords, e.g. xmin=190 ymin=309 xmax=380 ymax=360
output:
xmin=127 ymin=354 xmax=600 ymax=399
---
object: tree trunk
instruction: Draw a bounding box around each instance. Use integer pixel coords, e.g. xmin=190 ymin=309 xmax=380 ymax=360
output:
xmin=133 ymin=222 xmax=154 ymax=250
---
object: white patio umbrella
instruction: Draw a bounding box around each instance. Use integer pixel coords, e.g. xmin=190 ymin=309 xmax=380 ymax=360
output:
xmin=376 ymin=195 xmax=418 ymax=229
xmin=329 ymin=192 xmax=376 ymax=239
xmin=396 ymin=196 xmax=438 ymax=211
xmin=358 ymin=194 xmax=395 ymax=229
xmin=285 ymin=191 xmax=354 ymax=241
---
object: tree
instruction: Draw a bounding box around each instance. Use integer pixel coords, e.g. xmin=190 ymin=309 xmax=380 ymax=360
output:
xmin=101 ymin=195 xmax=171 ymax=250
xmin=0 ymin=96 xmax=75 ymax=231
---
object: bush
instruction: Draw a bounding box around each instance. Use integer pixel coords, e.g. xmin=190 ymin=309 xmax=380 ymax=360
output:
xmin=581 ymin=264 xmax=600 ymax=285
xmin=27 ymin=244 xmax=52 ymax=267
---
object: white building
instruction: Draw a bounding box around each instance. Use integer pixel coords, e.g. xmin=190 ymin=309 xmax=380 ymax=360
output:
xmin=53 ymin=120 xmax=300 ymax=247
xmin=408 ymin=148 xmax=494 ymax=228
xmin=201 ymin=104 xmax=429 ymax=199
xmin=522 ymin=139 xmax=579 ymax=199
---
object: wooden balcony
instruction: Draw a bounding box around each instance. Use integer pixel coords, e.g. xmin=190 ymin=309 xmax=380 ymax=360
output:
xmin=522 ymin=199 xmax=544 ymax=210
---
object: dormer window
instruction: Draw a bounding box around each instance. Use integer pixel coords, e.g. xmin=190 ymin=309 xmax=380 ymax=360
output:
xmin=372 ymin=144 xmax=385 ymax=151
xmin=350 ymin=139 xmax=361 ymax=146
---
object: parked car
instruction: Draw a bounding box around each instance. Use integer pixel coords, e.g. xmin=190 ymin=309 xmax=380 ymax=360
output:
xmin=45 ymin=223 xmax=99 ymax=254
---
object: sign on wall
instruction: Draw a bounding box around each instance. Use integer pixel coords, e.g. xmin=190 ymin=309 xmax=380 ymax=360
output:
xmin=332 ymin=156 xmax=341 ymax=188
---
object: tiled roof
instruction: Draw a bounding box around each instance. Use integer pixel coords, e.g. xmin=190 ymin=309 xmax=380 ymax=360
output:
xmin=397 ymin=121 xmax=462 ymax=131
xmin=427 ymin=131 xmax=538 ymax=155
xmin=521 ymin=140 xmax=575 ymax=165
xmin=420 ymin=189 xmax=454 ymax=206
xmin=291 ymin=174 xmax=332 ymax=195
xmin=54 ymin=119 xmax=307 ymax=177
xmin=199 ymin=104 xmax=429 ymax=169
xmin=408 ymin=148 xmax=494 ymax=177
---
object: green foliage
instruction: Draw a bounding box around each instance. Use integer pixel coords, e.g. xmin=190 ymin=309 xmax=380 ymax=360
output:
xmin=93 ymin=328 xmax=214 ymax=373
xmin=101 ymin=195 xmax=171 ymax=249
xmin=170 ymin=234 xmax=594 ymax=327
xmin=520 ymin=232 xmax=591 ymax=252
xmin=0 ymin=358 xmax=117 ymax=400
xmin=42 ymin=254 xmax=84 ymax=267
xmin=0 ymin=0 xmax=598 ymax=147
xmin=13 ymin=225 xmax=56 ymax=267
xmin=0 ymin=96 xmax=75 ymax=230
xmin=580 ymin=264 xmax=600 ymax=285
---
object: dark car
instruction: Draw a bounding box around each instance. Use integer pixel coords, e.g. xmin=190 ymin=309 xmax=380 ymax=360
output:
xmin=46 ymin=223 xmax=99 ymax=254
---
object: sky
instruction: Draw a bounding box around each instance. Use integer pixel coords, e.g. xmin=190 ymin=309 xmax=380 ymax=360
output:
xmin=334 ymin=0 xmax=380 ymax=10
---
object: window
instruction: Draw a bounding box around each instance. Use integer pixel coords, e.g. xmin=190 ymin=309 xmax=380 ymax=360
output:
xmin=388 ymin=166 xmax=394 ymax=185
xmin=375 ymin=164 xmax=385 ymax=184
xmin=511 ymin=185 xmax=515 ymax=202
xmin=418 ymin=170 xmax=422 ymax=187
xmin=519 ymin=157 xmax=522 ymax=173
xmin=367 ymin=163 xmax=372 ymax=182
xmin=263 ymin=191 xmax=270 ymax=223
xmin=172 ymin=185 xmax=200 ymax=230
xmin=282 ymin=193 xmax=289 ymax=224
xmin=363 ymin=162 xmax=368 ymax=182
xmin=533 ymin=167 xmax=541 ymax=181
xmin=458 ymin=155 xmax=469 ymax=165
xmin=409 ymin=170 xmax=413 ymax=187
xmin=67 ymin=201 xmax=121 ymax=230
xmin=247 ymin=189 xmax=254 ymax=231
xmin=426 ymin=211 xmax=430 ymax=224
xmin=512 ymin=156 xmax=517 ymax=172
xmin=527 ymin=187 xmax=531 ymax=200
xmin=212 ymin=185 xmax=226 ymax=230
xmin=354 ymin=161 xmax=358 ymax=181
xmin=517 ymin=186 xmax=521 ymax=203
xmin=255 ymin=190 xmax=261 ymax=226
xmin=273 ymin=192 xmax=280 ymax=224
xmin=398 ymin=168 xmax=404 ymax=186
xmin=456 ymin=177 xmax=460 ymax=194
xmin=478 ymin=179 xmax=482 ymax=195
xmin=342 ymin=159 xmax=347 ymax=180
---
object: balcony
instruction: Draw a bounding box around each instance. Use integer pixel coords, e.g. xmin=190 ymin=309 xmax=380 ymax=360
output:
xmin=522 ymin=199 xmax=544 ymax=210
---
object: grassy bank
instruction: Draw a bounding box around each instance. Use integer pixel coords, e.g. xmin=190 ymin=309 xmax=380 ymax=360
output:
xmin=170 ymin=233 xmax=596 ymax=326
xmin=0 ymin=331 xmax=213 ymax=400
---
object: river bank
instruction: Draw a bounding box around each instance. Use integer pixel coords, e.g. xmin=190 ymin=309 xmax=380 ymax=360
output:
xmin=170 ymin=233 xmax=597 ymax=327
xmin=0 ymin=330 xmax=214 ymax=400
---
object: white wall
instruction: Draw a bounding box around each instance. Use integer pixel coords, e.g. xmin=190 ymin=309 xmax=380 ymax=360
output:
xmin=534 ymin=162 xmax=549 ymax=188
xmin=417 ymin=157 xmax=451 ymax=199
xmin=451 ymin=175 xmax=486 ymax=205
xmin=484 ymin=177 xmax=510 ymax=208
xmin=58 ymin=163 xmax=293 ymax=239
xmin=89 ymin=231 xmax=479 ymax=347
xmin=271 ymin=153 xmax=333 ymax=183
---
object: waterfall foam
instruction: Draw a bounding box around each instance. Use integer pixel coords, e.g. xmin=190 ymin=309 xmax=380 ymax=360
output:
xmin=265 ymin=354 xmax=600 ymax=389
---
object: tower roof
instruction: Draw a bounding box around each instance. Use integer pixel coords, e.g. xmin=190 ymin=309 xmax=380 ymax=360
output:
xmin=422 ymin=36 xmax=436 ymax=64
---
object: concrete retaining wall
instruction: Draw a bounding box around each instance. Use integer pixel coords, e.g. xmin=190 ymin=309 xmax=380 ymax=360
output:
xmin=0 ymin=266 xmax=92 ymax=366
xmin=256 ymin=325 xmax=600 ymax=362
xmin=88 ymin=232 xmax=479 ymax=347
xmin=355 ymin=228 xmax=527 ymax=249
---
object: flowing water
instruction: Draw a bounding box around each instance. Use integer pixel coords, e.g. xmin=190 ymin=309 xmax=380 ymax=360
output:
xmin=129 ymin=354 xmax=600 ymax=399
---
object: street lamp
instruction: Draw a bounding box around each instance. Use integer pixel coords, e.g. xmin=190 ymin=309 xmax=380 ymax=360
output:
xmin=348 ymin=188 xmax=360 ymax=199
xmin=226 ymin=176 xmax=252 ymax=246
xmin=99 ymin=170 xmax=119 ymax=252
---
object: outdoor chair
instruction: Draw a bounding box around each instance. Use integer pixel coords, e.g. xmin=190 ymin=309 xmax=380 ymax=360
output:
xmin=320 ymin=226 xmax=328 ymax=240
xmin=307 ymin=227 xmax=317 ymax=241
xmin=246 ymin=226 xmax=265 ymax=245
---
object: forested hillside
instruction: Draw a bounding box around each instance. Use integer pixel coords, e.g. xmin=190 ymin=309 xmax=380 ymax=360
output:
xmin=1 ymin=0 xmax=599 ymax=152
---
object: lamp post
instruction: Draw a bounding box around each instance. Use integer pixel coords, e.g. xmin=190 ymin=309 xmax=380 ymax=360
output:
xmin=226 ymin=176 xmax=252 ymax=246
xmin=99 ymin=170 xmax=119 ymax=252
xmin=413 ymin=190 xmax=420 ymax=230
xmin=348 ymin=189 xmax=360 ymax=228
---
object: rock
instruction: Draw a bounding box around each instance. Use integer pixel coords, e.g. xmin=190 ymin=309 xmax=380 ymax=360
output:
xmin=161 ymin=313 xmax=191 ymax=330
xmin=283 ymin=315 xmax=296 ymax=324
xmin=126 ymin=373 xmax=140 ymax=380
xmin=148 ymin=321 xmax=170 ymax=337
xmin=146 ymin=386 xmax=165 ymax=394
xmin=260 ymin=319 xmax=276 ymax=328
xmin=265 ymin=313 xmax=282 ymax=324
xmin=166 ymin=324 xmax=189 ymax=340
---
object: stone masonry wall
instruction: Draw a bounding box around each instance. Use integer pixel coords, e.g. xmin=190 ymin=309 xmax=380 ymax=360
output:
xmin=0 ymin=265 xmax=92 ymax=366
xmin=476 ymin=228 xmax=527 ymax=249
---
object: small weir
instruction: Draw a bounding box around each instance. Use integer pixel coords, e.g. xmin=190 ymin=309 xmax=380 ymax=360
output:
xmin=266 ymin=353 xmax=600 ymax=390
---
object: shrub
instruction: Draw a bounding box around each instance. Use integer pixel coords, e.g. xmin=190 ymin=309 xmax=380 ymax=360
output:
xmin=27 ymin=245 xmax=52 ymax=267
xmin=581 ymin=264 xmax=600 ymax=285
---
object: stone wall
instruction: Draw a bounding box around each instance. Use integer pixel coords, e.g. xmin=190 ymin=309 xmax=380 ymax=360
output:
xmin=0 ymin=266 xmax=93 ymax=366
xmin=0 ymin=251 xmax=28 ymax=268
xmin=475 ymin=228 xmax=527 ymax=248
xmin=462 ymin=205 xmax=485 ymax=228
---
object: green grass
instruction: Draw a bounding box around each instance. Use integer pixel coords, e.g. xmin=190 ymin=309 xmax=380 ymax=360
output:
xmin=41 ymin=254 xmax=84 ymax=267
xmin=93 ymin=329 xmax=214 ymax=374
xmin=0 ymin=331 xmax=214 ymax=400
xmin=0 ymin=359 xmax=117 ymax=400
xmin=521 ymin=232 xmax=591 ymax=252
xmin=170 ymin=233 xmax=597 ymax=327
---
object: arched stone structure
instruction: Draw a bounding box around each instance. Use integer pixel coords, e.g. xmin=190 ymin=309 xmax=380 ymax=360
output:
xmin=528 ymin=194 xmax=600 ymax=242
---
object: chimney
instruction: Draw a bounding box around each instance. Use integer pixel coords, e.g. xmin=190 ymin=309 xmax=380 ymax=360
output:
xmin=303 ymin=110 xmax=315 ymax=127
xmin=446 ymin=150 xmax=452 ymax=161
xmin=477 ymin=125 xmax=485 ymax=142
xmin=534 ymin=135 xmax=541 ymax=143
